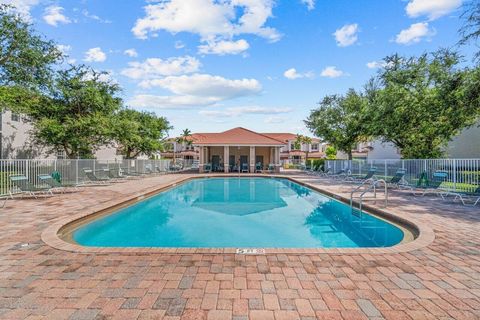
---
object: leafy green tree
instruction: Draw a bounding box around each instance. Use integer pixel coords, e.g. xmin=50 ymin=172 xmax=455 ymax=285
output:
xmin=113 ymin=109 xmax=171 ymax=159
xmin=325 ymin=146 xmax=337 ymax=159
xmin=365 ymin=50 xmax=480 ymax=158
xmin=459 ymin=0 xmax=480 ymax=62
xmin=305 ymin=89 xmax=368 ymax=160
xmin=0 ymin=4 xmax=62 ymax=111
xmin=24 ymin=66 xmax=122 ymax=158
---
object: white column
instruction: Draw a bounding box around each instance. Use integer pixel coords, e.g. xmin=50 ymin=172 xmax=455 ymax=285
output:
xmin=275 ymin=147 xmax=280 ymax=173
xmin=224 ymin=146 xmax=229 ymax=173
xmin=250 ymin=146 xmax=255 ymax=173
xmin=199 ymin=147 xmax=205 ymax=173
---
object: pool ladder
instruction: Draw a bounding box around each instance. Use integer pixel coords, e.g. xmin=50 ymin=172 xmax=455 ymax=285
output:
xmin=350 ymin=179 xmax=388 ymax=215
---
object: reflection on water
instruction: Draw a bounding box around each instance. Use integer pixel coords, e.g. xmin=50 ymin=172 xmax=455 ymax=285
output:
xmin=73 ymin=177 xmax=405 ymax=248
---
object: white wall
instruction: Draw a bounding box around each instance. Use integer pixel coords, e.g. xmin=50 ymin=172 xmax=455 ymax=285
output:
xmin=367 ymin=140 xmax=401 ymax=160
xmin=445 ymin=124 xmax=480 ymax=158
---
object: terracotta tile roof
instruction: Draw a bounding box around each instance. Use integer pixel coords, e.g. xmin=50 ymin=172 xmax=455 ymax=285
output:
xmin=263 ymin=133 xmax=321 ymax=143
xmin=190 ymin=127 xmax=286 ymax=146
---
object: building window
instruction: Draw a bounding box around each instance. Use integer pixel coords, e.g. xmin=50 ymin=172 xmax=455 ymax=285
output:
xmin=11 ymin=113 xmax=20 ymax=122
xmin=311 ymin=143 xmax=319 ymax=151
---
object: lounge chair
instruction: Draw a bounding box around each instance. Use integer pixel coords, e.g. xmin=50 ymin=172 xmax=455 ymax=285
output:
xmin=255 ymin=163 xmax=263 ymax=173
xmin=155 ymin=165 xmax=167 ymax=175
xmin=408 ymin=170 xmax=448 ymax=197
xmin=448 ymin=186 xmax=480 ymax=206
xmin=315 ymin=166 xmax=331 ymax=177
xmin=329 ymin=168 xmax=350 ymax=180
xmin=344 ymin=167 xmax=377 ymax=183
xmin=106 ymin=168 xmax=129 ymax=181
xmin=120 ymin=167 xmax=143 ymax=177
xmin=37 ymin=174 xmax=79 ymax=193
xmin=204 ymin=163 xmax=212 ymax=173
xmin=386 ymin=169 xmax=407 ymax=189
xmin=241 ymin=163 xmax=249 ymax=173
xmin=267 ymin=164 xmax=275 ymax=173
xmin=9 ymin=174 xmax=53 ymax=198
xmin=83 ymin=168 xmax=110 ymax=184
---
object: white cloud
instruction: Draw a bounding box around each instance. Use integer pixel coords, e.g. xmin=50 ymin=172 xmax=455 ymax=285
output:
xmin=0 ymin=0 xmax=40 ymax=20
xmin=132 ymin=0 xmax=281 ymax=54
xmin=283 ymin=68 xmax=314 ymax=80
xmin=395 ymin=22 xmax=435 ymax=45
xmin=301 ymin=0 xmax=315 ymax=10
xmin=128 ymin=94 xmax=219 ymax=109
xmin=366 ymin=61 xmax=388 ymax=69
xmin=84 ymin=47 xmax=107 ymax=62
xmin=82 ymin=9 xmax=112 ymax=23
xmin=320 ymin=66 xmax=345 ymax=78
xmin=265 ymin=116 xmax=287 ymax=123
xmin=198 ymin=39 xmax=249 ymax=55
xmin=200 ymin=106 xmax=292 ymax=117
xmin=333 ymin=23 xmax=359 ymax=47
xmin=129 ymin=74 xmax=262 ymax=109
xmin=57 ymin=44 xmax=72 ymax=54
xmin=121 ymin=56 xmax=201 ymax=80
xmin=139 ymin=74 xmax=262 ymax=100
xmin=406 ymin=0 xmax=462 ymax=20
xmin=43 ymin=5 xmax=71 ymax=27
xmin=175 ymin=41 xmax=185 ymax=49
xmin=124 ymin=48 xmax=139 ymax=58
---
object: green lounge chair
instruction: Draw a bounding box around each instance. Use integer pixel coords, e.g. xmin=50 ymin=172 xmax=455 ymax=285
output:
xmin=410 ymin=170 xmax=448 ymax=197
xmin=37 ymin=174 xmax=79 ymax=193
xmin=345 ymin=167 xmax=377 ymax=183
xmin=9 ymin=174 xmax=53 ymax=198
xmin=83 ymin=168 xmax=110 ymax=184
xmin=106 ymin=168 xmax=129 ymax=181
xmin=267 ymin=164 xmax=275 ymax=173
xmin=204 ymin=163 xmax=212 ymax=173
xmin=386 ymin=169 xmax=407 ymax=188
xmin=120 ymin=167 xmax=143 ymax=177
xmin=450 ymin=186 xmax=480 ymax=206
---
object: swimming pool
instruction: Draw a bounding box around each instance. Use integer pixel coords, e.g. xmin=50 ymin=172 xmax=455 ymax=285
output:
xmin=72 ymin=177 xmax=405 ymax=248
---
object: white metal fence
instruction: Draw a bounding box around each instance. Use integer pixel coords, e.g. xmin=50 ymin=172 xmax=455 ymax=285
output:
xmin=0 ymin=158 xmax=195 ymax=196
xmin=324 ymin=159 xmax=480 ymax=193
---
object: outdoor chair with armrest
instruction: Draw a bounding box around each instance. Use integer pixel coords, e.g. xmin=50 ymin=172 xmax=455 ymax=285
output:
xmin=37 ymin=174 xmax=80 ymax=193
xmin=9 ymin=174 xmax=54 ymax=199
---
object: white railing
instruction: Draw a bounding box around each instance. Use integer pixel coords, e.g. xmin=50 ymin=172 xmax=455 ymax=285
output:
xmin=325 ymin=159 xmax=480 ymax=193
xmin=0 ymin=158 xmax=196 ymax=197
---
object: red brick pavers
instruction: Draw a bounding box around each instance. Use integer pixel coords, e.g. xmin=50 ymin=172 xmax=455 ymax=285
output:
xmin=1 ymin=173 xmax=480 ymax=319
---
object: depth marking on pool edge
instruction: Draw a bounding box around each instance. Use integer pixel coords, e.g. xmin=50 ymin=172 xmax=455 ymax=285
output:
xmin=236 ymin=248 xmax=266 ymax=255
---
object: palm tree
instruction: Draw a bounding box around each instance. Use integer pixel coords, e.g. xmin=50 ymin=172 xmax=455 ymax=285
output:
xmin=294 ymin=134 xmax=312 ymax=166
xmin=175 ymin=129 xmax=192 ymax=163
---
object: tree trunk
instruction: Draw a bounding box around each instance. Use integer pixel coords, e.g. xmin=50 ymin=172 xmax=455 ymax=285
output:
xmin=348 ymin=151 xmax=353 ymax=160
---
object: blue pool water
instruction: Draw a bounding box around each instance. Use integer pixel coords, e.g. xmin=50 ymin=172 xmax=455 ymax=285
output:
xmin=73 ymin=177 xmax=405 ymax=248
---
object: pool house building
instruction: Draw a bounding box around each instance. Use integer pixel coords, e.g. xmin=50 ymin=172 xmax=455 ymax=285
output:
xmin=192 ymin=127 xmax=285 ymax=173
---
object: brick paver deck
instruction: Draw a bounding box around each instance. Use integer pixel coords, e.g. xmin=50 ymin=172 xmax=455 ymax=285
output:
xmin=1 ymin=173 xmax=479 ymax=320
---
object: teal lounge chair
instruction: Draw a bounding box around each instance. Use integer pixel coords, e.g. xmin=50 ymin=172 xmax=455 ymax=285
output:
xmin=410 ymin=170 xmax=448 ymax=197
xmin=267 ymin=164 xmax=276 ymax=173
xmin=255 ymin=163 xmax=263 ymax=173
xmin=386 ymin=169 xmax=407 ymax=188
xmin=241 ymin=163 xmax=249 ymax=173
xmin=9 ymin=174 xmax=53 ymax=198
xmin=37 ymin=174 xmax=79 ymax=193
xmin=204 ymin=163 xmax=212 ymax=173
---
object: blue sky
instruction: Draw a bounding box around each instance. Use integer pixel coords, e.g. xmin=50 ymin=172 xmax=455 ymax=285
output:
xmin=2 ymin=0 xmax=472 ymax=136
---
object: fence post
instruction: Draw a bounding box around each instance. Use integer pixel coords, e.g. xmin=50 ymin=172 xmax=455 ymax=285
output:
xmin=453 ymin=159 xmax=457 ymax=192
xmin=25 ymin=159 xmax=29 ymax=179
xmin=384 ymin=159 xmax=387 ymax=180
xmin=76 ymin=160 xmax=79 ymax=185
